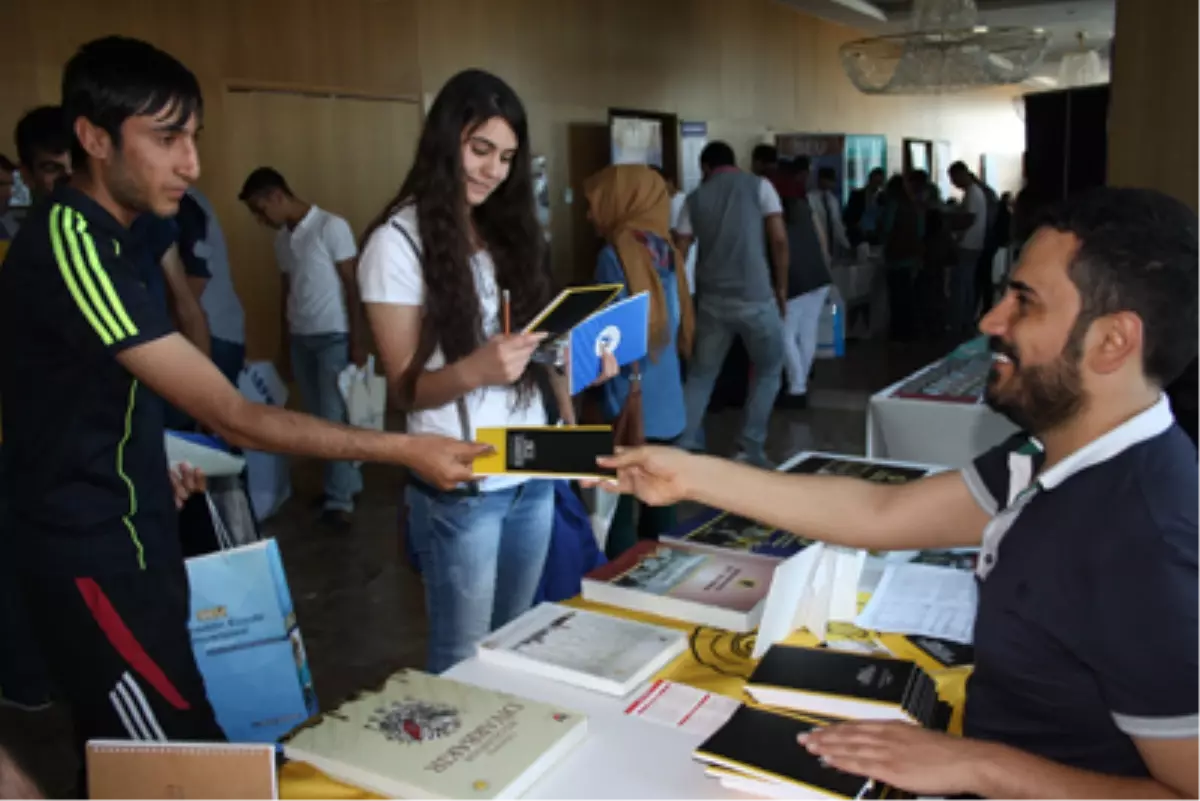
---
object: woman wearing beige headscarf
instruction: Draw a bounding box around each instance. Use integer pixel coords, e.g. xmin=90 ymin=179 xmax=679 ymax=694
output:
xmin=584 ymin=164 xmax=695 ymax=559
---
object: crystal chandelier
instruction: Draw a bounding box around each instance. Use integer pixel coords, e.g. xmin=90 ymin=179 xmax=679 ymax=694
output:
xmin=1057 ymin=33 xmax=1108 ymax=87
xmin=840 ymin=0 xmax=1051 ymax=95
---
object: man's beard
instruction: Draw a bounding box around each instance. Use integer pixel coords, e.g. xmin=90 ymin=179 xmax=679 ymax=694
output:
xmin=985 ymin=332 xmax=1086 ymax=434
xmin=104 ymin=155 xmax=153 ymax=216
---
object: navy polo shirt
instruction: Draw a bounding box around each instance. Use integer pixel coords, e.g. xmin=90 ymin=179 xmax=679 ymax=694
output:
xmin=960 ymin=396 xmax=1198 ymax=777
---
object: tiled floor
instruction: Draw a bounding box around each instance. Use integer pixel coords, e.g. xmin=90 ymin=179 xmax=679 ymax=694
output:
xmin=1 ymin=336 xmax=952 ymax=798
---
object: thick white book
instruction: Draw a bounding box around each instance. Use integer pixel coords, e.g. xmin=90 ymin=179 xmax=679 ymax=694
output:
xmin=477 ymin=603 xmax=687 ymax=697
xmin=283 ymin=670 xmax=587 ymax=799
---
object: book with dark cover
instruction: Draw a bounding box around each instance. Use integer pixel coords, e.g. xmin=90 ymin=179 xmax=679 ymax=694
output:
xmin=694 ymin=706 xmax=879 ymax=799
xmin=786 ymin=454 xmax=933 ymax=484
xmin=473 ymin=426 xmax=615 ymax=479
xmin=524 ymin=285 xmax=622 ymax=337
xmin=906 ymin=635 xmax=975 ymax=668
xmin=747 ymin=645 xmax=938 ymax=725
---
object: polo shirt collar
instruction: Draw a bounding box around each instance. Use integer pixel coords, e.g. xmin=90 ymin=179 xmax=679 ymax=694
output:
xmin=292 ymin=204 xmax=319 ymax=234
xmin=1036 ymin=394 xmax=1173 ymax=492
xmin=55 ymin=184 xmax=132 ymax=245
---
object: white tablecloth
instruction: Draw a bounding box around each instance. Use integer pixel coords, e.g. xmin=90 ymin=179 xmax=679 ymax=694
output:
xmin=867 ymin=358 xmax=1018 ymax=469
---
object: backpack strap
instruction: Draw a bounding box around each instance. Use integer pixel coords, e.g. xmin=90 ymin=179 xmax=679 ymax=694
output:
xmin=390 ymin=219 xmax=480 ymax=495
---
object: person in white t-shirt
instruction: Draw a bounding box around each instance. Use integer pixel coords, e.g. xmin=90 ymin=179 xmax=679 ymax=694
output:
xmin=948 ymin=161 xmax=989 ymax=338
xmin=238 ymin=167 xmax=366 ymax=527
xmin=357 ymin=69 xmax=573 ymax=673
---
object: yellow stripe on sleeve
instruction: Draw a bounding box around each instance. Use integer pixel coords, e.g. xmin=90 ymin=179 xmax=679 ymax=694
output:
xmin=59 ymin=207 xmax=125 ymax=343
xmin=72 ymin=210 xmax=138 ymax=338
xmin=49 ymin=204 xmax=114 ymax=346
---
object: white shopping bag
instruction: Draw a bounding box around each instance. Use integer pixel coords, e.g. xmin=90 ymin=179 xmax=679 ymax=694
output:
xmin=237 ymin=361 xmax=292 ymax=521
xmin=338 ymin=355 xmax=387 ymax=432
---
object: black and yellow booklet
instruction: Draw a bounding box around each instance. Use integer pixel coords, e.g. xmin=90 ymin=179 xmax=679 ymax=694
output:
xmin=745 ymin=645 xmax=939 ymax=727
xmin=523 ymin=285 xmax=623 ymax=338
xmin=695 ymin=705 xmax=886 ymax=800
xmin=473 ymin=426 xmax=616 ymax=480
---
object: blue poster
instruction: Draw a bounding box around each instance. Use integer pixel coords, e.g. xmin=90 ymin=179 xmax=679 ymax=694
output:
xmin=186 ymin=539 xmax=317 ymax=742
xmin=568 ymin=292 xmax=650 ymax=395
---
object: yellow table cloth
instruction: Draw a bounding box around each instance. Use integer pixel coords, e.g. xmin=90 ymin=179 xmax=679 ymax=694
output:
xmin=280 ymin=596 xmax=971 ymax=800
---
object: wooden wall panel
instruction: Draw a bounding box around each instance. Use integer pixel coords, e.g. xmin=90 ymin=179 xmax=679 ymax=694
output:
xmin=3 ymin=0 xmax=1025 ymax=359
xmin=1107 ymin=0 xmax=1198 ymax=210
xmin=219 ymin=91 xmax=422 ymax=359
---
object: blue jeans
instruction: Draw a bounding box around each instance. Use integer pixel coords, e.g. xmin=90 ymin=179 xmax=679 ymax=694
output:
xmin=291 ymin=333 xmax=362 ymax=512
xmin=679 ymin=296 xmax=784 ymax=465
xmin=406 ymin=479 xmax=554 ymax=673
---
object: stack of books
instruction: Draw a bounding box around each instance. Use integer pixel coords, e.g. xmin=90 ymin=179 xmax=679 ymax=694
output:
xmin=692 ymin=646 xmax=946 ymax=799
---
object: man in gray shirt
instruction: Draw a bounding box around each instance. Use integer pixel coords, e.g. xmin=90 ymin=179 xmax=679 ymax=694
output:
xmin=673 ymin=142 xmax=789 ymax=467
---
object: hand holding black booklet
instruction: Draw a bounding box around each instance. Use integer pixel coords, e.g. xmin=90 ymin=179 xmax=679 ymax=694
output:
xmin=472 ymin=425 xmax=616 ymax=480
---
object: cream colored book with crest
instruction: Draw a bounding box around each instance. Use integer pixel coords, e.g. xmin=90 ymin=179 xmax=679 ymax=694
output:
xmin=282 ymin=669 xmax=587 ymax=799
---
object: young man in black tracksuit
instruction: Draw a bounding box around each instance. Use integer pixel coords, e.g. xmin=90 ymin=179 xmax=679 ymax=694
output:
xmin=0 ymin=36 xmax=489 ymax=763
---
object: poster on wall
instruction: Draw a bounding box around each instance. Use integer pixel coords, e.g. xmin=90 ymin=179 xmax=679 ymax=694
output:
xmin=843 ymin=135 xmax=886 ymax=203
xmin=679 ymin=121 xmax=707 ymax=193
xmin=777 ymin=133 xmax=847 ymax=200
xmin=611 ymin=117 xmax=663 ymax=168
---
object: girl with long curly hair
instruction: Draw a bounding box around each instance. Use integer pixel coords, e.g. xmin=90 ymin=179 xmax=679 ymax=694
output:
xmin=358 ymin=69 xmax=569 ymax=672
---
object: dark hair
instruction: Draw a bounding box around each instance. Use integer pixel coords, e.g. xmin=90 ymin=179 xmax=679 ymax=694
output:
xmin=61 ymin=36 xmax=202 ymax=169
xmin=817 ymin=166 xmax=837 ymax=182
xmin=869 ymin=167 xmax=885 ymax=181
xmin=1038 ymin=187 xmax=1199 ymax=386
xmin=362 ymin=69 xmax=548 ymax=407
xmin=752 ymin=144 xmax=777 ymax=165
xmin=15 ymin=106 xmax=70 ymax=168
xmin=238 ymin=167 xmax=292 ymax=201
xmin=948 ymin=160 xmax=969 ymax=175
xmin=700 ymin=141 xmax=736 ymax=170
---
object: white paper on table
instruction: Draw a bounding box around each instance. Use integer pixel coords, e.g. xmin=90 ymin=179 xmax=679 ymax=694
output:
xmin=828 ymin=547 xmax=867 ymax=622
xmin=623 ymin=679 xmax=739 ymax=738
xmin=751 ymin=543 xmax=825 ymax=659
xmin=855 ymin=562 xmax=978 ymax=645
xmin=797 ymin=550 xmax=836 ymax=642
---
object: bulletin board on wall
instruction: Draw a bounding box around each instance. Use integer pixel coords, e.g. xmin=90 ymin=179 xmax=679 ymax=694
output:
xmin=775 ymin=133 xmax=887 ymax=204
xmin=607 ymin=108 xmax=680 ymax=190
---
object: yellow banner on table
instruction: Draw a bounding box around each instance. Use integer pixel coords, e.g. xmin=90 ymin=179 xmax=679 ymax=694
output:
xmin=278 ymin=595 xmax=971 ymax=800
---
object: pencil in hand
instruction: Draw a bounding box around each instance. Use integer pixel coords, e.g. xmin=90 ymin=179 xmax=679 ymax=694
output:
xmin=502 ymin=289 xmax=511 ymax=335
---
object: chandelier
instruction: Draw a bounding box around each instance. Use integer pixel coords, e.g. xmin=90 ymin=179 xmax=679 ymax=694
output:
xmin=1057 ymin=33 xmax=1108 ymax=87
xmin=840 ymin=0 xmax=1051 ymax=94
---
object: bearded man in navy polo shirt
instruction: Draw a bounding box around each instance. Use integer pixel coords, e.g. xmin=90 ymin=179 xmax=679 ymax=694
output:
xmin=600 ymin=187 xmax=1198 ymax=798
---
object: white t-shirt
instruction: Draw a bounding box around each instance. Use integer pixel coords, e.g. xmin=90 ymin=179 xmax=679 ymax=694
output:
xmin=669 ymin=191 xmax=697 ymax=295
xmin=960 ymin=183 xmax=988 ymax=251
xmin=357 ymin=206 xmax=546 ymax=491
xmin=275 ymin=205 xmax=357 ymax=336
xmin=673 ymin=176 xmax=782 ymax=237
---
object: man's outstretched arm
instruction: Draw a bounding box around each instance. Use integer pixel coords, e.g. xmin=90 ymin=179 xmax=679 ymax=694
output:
xmin=117 ymin=333 xmax=487 ymax=489
xmin=598 ymin=448 xmax=989 ymax=552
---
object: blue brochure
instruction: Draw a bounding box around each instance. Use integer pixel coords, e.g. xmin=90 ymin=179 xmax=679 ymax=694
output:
xmin=568 ymin=291 xmax=650 ymax=395
xmin=186 ymin=539 xmax=317 ymax=742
